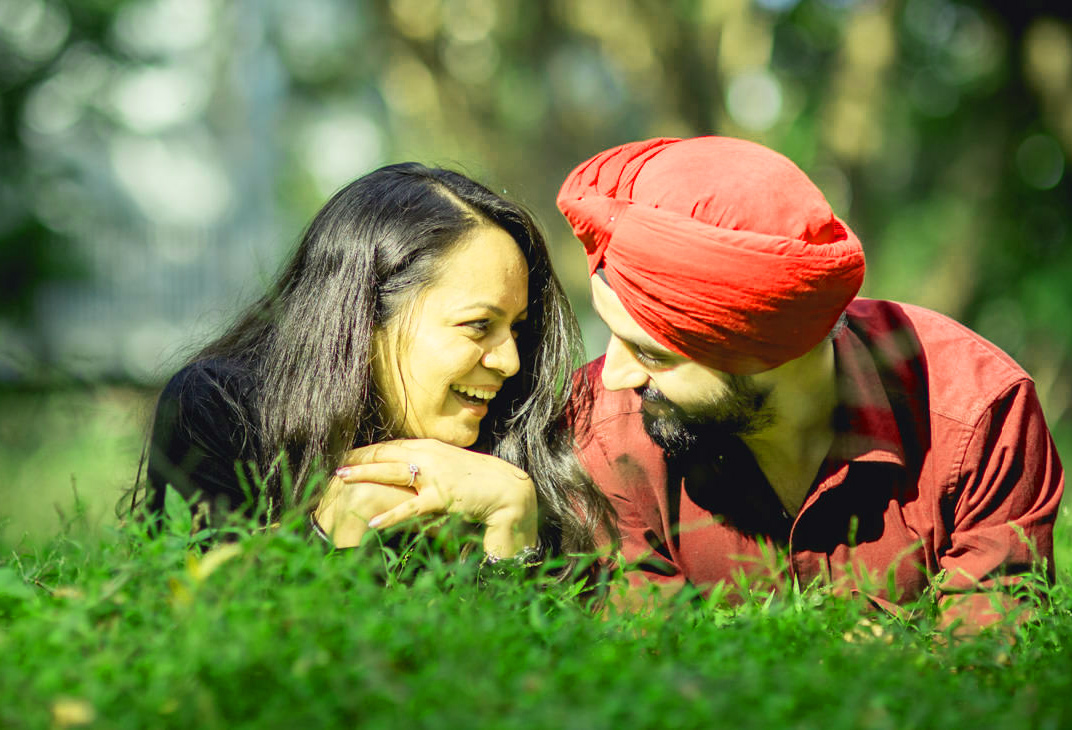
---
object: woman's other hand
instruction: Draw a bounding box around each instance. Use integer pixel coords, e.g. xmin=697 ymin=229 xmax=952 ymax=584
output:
xmin=313 ymin=477 xmax=417 ymax=548
xmin=332 ymin=439 xmax=538 ymax=558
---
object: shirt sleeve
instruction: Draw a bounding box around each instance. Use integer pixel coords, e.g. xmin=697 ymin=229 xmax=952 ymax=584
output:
xmin=146 ymin=361 xmax=259 ymax=519
xmin=938 ymin=379 xmax=1064 ymax=617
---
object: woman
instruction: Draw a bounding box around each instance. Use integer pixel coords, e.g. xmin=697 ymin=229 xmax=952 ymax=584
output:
xmin=141 ymin=163 xmax=608 ymax=564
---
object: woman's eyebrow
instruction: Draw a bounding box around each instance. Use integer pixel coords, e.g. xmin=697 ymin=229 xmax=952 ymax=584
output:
xmin=456 ymin=303 xmax=528 ymax=319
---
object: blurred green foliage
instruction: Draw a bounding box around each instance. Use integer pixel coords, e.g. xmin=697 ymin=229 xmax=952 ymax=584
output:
xmin=0 ymin=386 xmax=150 ymax=541
xmin=1 ymin=0 xmax=1070 ymax=460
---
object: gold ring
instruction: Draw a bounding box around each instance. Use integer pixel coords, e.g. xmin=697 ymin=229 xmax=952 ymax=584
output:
xmin=406 ymin=463 xmax=419 ymax=488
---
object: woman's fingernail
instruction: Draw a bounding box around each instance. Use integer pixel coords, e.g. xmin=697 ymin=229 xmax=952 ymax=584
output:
xmin=367 ymin=516 xmax=382 ymax=529
xmin=335 ymin=467 xmax=351 ymax=478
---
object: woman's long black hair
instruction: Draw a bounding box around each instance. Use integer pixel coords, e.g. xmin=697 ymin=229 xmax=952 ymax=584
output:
xmin=140 ymin=163 xmax=611 ymax=559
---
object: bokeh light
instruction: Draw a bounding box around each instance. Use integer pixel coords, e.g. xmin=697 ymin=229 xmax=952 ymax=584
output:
xmin=726 ymin=69 xmax=784 ymax=131
xmin=109 ymin=134 xmax=234 ymax=226
xmin=298 ymin=110 xmax=385 ymax=198
xmin=0 ymin=0 xmax=70 ymax=66
xmin=1017 ymin=134 xmax=1066 ymax=191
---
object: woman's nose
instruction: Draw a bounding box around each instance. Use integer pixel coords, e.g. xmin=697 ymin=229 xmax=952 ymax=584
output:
xmin=482 ymin=332 xmax=520 ymax=377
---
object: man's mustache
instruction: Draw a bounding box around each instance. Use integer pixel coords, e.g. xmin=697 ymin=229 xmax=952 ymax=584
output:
xmin=639 ymin=385 xmax=670 ymax=405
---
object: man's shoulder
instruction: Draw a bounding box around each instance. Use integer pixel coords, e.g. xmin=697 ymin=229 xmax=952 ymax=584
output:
xmin=846 ymin=298 xmax=1032 ymax=424
xmin=847 ymin=298 xmax=1027 ymax=376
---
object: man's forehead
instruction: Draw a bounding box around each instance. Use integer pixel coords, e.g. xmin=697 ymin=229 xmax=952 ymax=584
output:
xmin=590 ymin=274 xmax=675 ymax=354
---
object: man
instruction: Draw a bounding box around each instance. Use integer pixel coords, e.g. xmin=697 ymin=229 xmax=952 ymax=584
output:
xmin=558 ymin=136 xmax=1064 ymax=628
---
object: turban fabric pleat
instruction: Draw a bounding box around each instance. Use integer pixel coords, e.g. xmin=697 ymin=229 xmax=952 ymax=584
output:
xmin=557 ymin=137 xmax=866 ymax=375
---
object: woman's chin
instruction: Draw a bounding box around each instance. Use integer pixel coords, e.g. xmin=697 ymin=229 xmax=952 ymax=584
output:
xmin=410 ymin=425 xmax=480 ymax=448
xmin=446 ymin=431 xmax=480 ymax=448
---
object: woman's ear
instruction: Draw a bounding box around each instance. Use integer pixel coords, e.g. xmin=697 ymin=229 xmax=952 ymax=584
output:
xmin=369 ymin=305 xmax=415 ymax=439
xmin=369 ymin=322 xmax=395 ymax=402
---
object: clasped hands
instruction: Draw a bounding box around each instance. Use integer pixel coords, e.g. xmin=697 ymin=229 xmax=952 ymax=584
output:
xmin=312 ymin=439 xmax=538 ymax=559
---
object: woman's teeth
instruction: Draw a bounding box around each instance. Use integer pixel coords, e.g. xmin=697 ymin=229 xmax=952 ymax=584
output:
xmin=451 ymin=384 xmax=496 ymax=403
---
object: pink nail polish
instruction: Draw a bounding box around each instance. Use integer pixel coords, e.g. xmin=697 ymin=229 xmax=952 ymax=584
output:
xmin=335 ymin=467 xmax=351 ymax=478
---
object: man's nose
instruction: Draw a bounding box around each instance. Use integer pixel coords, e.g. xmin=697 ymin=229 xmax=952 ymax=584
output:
xmin=601 ymin=336 xmax=649 ymax=391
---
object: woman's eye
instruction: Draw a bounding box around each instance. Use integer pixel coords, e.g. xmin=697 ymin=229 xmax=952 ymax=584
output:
xmin=463 ymin=319 xmax=490 ymax=334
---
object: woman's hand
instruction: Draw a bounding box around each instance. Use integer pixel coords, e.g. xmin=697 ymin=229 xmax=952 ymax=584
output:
xmin=332 ymin=439 xmax=538 ymax=559
xmin=313 ymin=477 xmax=417 ymax=548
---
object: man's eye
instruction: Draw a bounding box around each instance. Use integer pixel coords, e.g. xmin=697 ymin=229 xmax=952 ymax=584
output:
xmin=633 ymin=348 xmax=666 ymax=366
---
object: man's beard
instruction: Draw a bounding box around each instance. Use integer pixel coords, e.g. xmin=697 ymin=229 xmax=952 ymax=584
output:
xmin=640 ymin=375 xmax=775 ymax=458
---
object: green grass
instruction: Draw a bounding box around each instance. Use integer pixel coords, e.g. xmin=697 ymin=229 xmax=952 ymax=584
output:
xmin=2 ymin=508 xmax=1072 ymax=730
xmin=2 ymin=389 xmax=1072 ymax=729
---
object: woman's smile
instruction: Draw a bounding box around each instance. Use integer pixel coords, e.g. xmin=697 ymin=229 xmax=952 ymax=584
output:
xmin=450 ymin=383 xmax=500 ymax=414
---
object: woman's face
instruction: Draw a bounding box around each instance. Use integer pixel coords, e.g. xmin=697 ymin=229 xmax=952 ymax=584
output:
xmin=373 ymin=225 xmax=530 ymax=447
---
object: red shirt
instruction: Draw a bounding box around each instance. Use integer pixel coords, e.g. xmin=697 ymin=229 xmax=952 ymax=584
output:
xmin=574 ymin=299 xmax=1064 ymax=616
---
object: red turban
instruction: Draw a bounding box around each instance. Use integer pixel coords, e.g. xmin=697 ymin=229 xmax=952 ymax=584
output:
xmin=557 ymin=137 xmax=866 ymax=375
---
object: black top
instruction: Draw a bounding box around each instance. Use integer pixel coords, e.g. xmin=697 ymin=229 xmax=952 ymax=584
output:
xmin=147 ymin=358 xmax=262 ymax=518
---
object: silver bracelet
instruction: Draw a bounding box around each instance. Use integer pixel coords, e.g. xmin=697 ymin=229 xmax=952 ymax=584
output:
xmin=309 ymin=513 xmax=331 ymax=543
xmin=480 ymin=545 xmax=542 ymax=573
xmin=483 ymin=545 xmax=541 ymax=564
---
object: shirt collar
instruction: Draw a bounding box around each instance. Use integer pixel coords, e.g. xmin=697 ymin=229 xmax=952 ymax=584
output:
xmin=828 ymin=325 xmax=908 ymax=468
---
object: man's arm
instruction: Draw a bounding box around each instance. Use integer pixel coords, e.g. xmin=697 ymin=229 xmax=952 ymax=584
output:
xmin=938 ymin=379 xmax=1064 ymax=631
